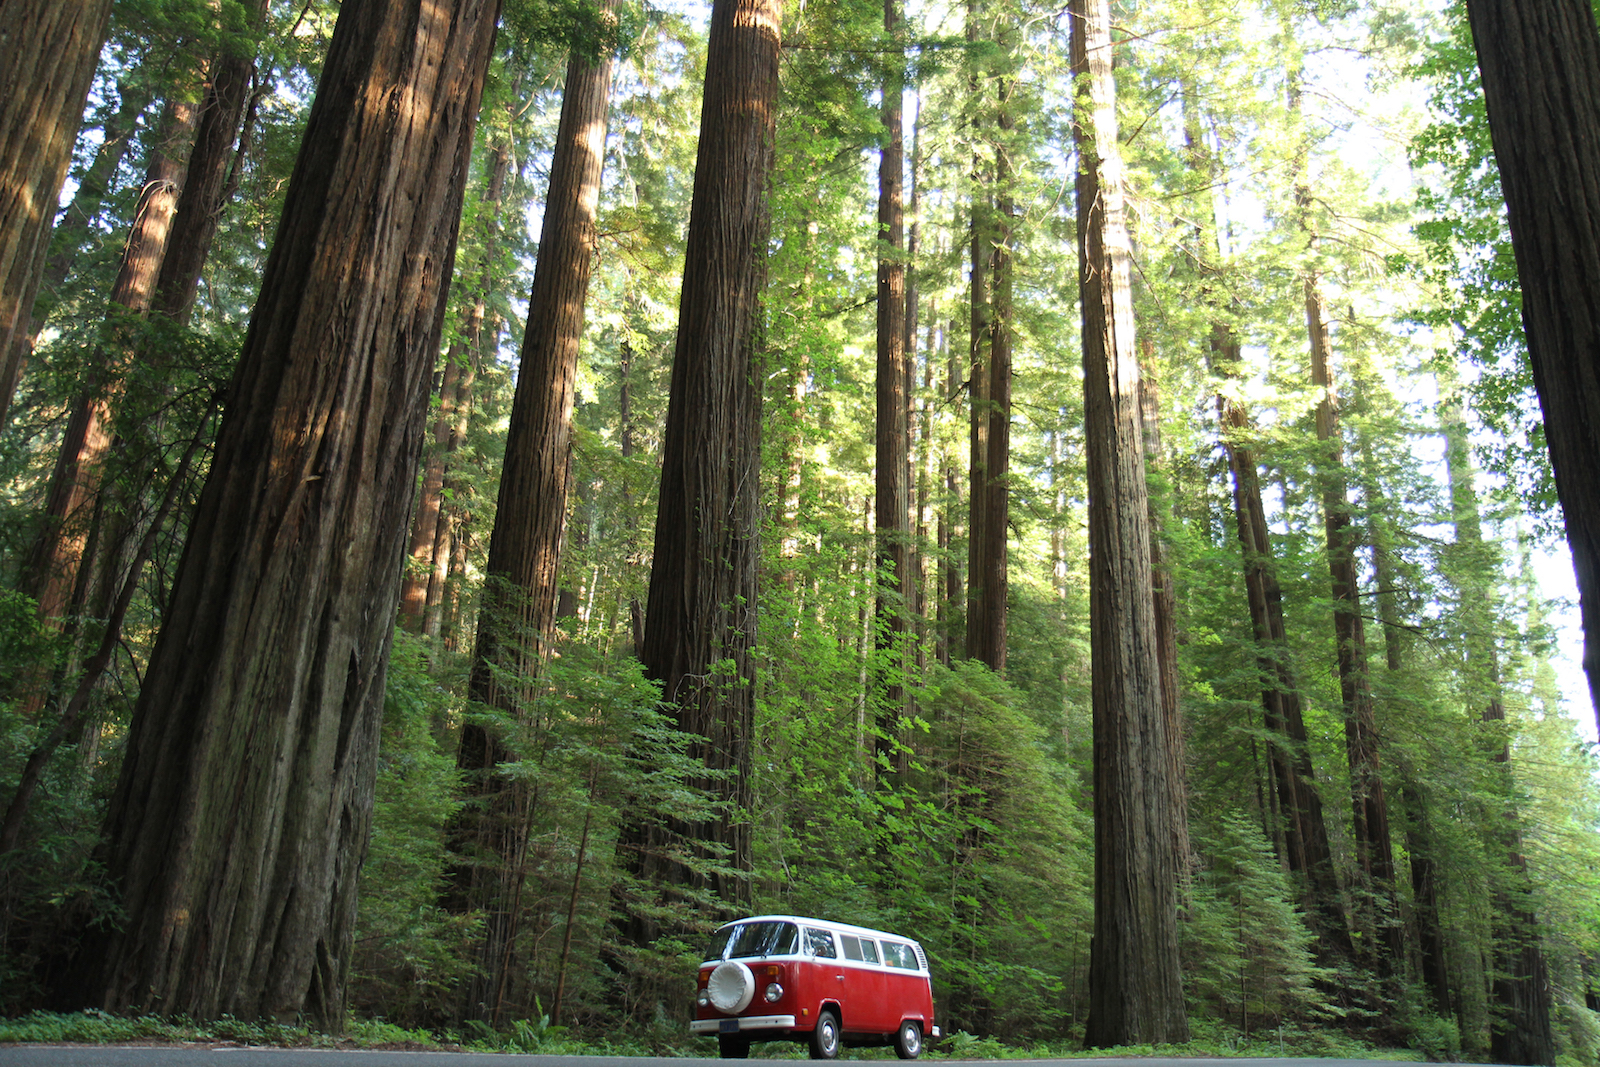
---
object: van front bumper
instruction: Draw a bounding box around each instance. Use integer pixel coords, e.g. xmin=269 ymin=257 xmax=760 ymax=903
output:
xmin=691 ymin=1015 xmax=797 ymax=1034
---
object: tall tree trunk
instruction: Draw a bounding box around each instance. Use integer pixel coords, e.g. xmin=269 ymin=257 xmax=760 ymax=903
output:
xmin=1288 ymin=62 xmax=1398 ymax=970
xmin=450 ymin=32 xmax=614 ymax=1022
xmin=1073 ymin=0 xmax=1187 ymax=1043
xmin=1462 ymin=0 xmax=1600 ymax=735
xmin=623 ymin=0 xmax=780 ymax=933
xmin=401 ymin=138 xmax=511 ymax=631
xmin=972 ymin=77 xmax=1012 ymax=674
xmin=963 ymin=0 xmax=988 ymax=669
xmin=22 ymin=96 xmax=199 ymax=632
xmin=48 ymin=0 xmax=503 ymax=1025
xmin=5 ymin=74 xmax=155 ymax=413
xmin=153 ymin=0 xmax=272 ymax=324
xmin=1184 ymin=76 xmax=1344 ymax=942
xmin=875 ymin=0 xmax=910 ymax=769
xmin=1211 ymin=332 xmax=1347 ymax=945
xmin=0 ymin=0 xmax=115 ymax=425
xmin=939 ymin=321 xmax=960 ymax=668
xmin=1138 ymin=365 xmax=1189 ymax=883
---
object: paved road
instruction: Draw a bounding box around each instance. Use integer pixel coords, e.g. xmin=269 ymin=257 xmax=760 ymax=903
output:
xmin=0 ymin=1052 xmax=1451 ymax=1067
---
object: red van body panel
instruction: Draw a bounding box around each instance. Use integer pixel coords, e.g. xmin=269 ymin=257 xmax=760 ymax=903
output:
xmin=691 ymin=915 xmax=937 ymax=1055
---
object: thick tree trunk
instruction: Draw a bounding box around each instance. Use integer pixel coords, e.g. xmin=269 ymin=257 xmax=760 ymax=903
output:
xmin=624 ymin=0 xmax=780 ymax=929
xmin=1463 ymin=0 xmax=1600 ymax=735
xmin=0 ymin=0 xmax=115 ymax=425
xmin=451 ymin=34 xmax=614 ymax=1022
xmin=49 ymin=0 xmax=502 ymax=1025
xmin=1073 ymin=0 xmax=1187 ymax=1043
xmin=876 ymin=0 xmax=911 ymax=766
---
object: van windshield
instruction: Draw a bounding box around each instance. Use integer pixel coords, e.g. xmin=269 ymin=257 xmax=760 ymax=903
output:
xmin=706 ymin=921 xmax=800 ymax=960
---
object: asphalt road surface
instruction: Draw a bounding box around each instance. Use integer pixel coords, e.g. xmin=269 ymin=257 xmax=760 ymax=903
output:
xmin=0 ymin=1052 xmax=1461 ymax=1067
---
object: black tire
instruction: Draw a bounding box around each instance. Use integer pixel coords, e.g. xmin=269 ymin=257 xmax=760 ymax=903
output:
xmin=809 ymin=1009 xmax=841 ymax=1060
xmin=719 ymin=1033 xmax=750 ymax=1059
xmin=894 ymin=1020 xmax=923 ymax=1060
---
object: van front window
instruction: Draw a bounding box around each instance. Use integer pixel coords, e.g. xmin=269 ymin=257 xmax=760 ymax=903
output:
xmin=713 ymin=921 xmax=799 ymax=960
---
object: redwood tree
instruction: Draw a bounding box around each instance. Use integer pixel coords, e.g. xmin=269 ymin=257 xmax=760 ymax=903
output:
xmin=0 ymin=0 xmax=115 ymax=425
xmin=626 ymin=0 xmax=783 ymax=917
xmin=48 ymin=0 xmax=503 ymax=1024
xmin=875 ymin=0 xmax=911 ymax=765
xmin=1463 ymin=0 xmax=1600 ymax=739
xmin=1073 ymin=0 xmax=1188 ymax=1043
xmin=451 ymin=31 xmax=615 ymax=1022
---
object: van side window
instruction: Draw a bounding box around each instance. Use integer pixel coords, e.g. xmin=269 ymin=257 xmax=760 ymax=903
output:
xmin=840 ymin=934 xmax=865 ymax=961
xmin=882 ymin=941 xmax=917 ymax=969
xmin=805 ymin=927 xmax=838 ymax=958
xmin=859 ymin=938 xmax=880 ymax=964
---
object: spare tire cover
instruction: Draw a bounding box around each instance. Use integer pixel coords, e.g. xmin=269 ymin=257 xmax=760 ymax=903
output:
xmin=708 ymin=960 xmax=757 ymax=1014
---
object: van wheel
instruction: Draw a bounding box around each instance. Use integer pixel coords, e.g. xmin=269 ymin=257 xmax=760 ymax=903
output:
xmin=719 ymin=1034 xmax=750 ymax=1059
xmin=894 ymin=1020 xmax=923 ymax=1060
xmin=809 ymin=1009 xmax=841 ymax=1060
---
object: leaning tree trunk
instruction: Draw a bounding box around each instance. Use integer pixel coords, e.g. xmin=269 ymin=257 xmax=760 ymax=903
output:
xmin=1073 ymin=0 xmax=1188 ymax=1044
xmin=1463 ymin=0 xmax=1600 ymax=736
xmin=48 ymin=0 xmax=503 ymax=1026
xmin=450 ymin=32 xmax=614 ymax=1023
xmin=0 ymin=0 xmax=115 ymax=425
xmin=623 ymin=0 xmax=781 ymax=935
xmin=5 ymin=73 xmax=155 ymax=414
xmin=21 ymin=96 xmax=199 ymax=632
xmin=153 ymin=0 xmax=272 ymax=324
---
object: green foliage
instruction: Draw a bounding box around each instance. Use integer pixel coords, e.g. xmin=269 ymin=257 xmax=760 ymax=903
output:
xmin=1183 ymin=812 xmax=1335 ymax=1036
xmin=350 ymin=631 xmax=478 ymax=1028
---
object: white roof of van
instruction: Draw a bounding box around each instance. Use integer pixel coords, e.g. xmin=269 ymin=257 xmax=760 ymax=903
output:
xmin=717 ymin=914 xmax=922 ymax=946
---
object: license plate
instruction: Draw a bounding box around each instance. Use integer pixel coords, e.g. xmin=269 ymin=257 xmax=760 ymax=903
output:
xmin=720 ymin=1020 xmax=739 ymax=1033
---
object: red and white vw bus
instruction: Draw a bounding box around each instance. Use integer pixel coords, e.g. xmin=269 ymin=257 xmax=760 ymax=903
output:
xmin=691 ymin=915 xmax=939 ymax=1060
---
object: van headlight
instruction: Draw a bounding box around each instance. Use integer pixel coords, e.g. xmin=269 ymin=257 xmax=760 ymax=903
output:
xmin=764 ymin=982 xmax=784 ymax=1003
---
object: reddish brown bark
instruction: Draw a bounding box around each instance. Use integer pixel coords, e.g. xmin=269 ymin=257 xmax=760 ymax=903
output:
xmin=51 ymin=0 xmax=503 ymax=1024
xmin=875 ymin=0 xmax=911 ymax=761
xmin=451 ymin=30 xmax=615 ymax=1023
xmin=4 ymin=75 xmax=154 ymax=414
xmin=154 ymin=0 xmax=272 ymax=324
xmin=0 ymin=0 xmax=115 ymax=425
xmin=626 ymin=0 xmax=781 ymax=923
xmin=22 ymin=97 xmax=199 ymax=633
xmin=1138 ymin=366 xmax=1190 ymax=880
xmin=400 ymin=140 xmax=509 ymax=632
xmin=1074 ymin=0 xmax=1187 ymax=1043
